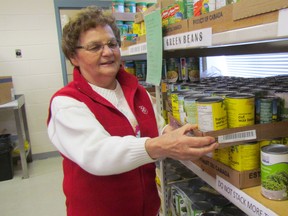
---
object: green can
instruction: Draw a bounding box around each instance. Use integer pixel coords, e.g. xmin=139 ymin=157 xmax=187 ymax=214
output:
xmin=261 ymin=144 xmax=288 ymax=200
xmin=255 ymin=96 xmax=280 ymax=124
xmin=275 ymin=90 xmax=288 ymax=121
xmin=124 ymin=1 xmax=136 ymax=13
xmin=112 ymin=0 xmax=124 ymax=12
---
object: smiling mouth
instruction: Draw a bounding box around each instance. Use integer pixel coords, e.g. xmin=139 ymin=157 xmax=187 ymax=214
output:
xmin=100 ymin=60 xmax=114 ymax=65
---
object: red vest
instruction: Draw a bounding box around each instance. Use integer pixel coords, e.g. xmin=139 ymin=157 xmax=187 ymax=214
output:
xmin=47 ymin=67 xmax=160 ymax=216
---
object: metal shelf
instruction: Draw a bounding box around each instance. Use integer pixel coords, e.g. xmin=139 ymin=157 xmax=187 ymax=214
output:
xmin=0 ymin=95 xmax=32 ymax=179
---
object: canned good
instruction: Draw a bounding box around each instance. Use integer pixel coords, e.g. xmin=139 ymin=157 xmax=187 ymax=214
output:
xmin=123 ymin=21 xmax=134 ymax=34
xmin=194 ymin=0 xmax=202 ymax=16
xmin=112 ymin=0 xmax=125 ymax=12
xmin=180 ymin=57 xmax=188 ymax=82
xmin=186 ymin=57 xmax=200 ymax=82
xmin=170 ymin=90 xmax=181 ymax=121
xmin=275 ymin=90 xmax=288 ymax=121
xmin=255 ymin=96 xmax=280 ymax=124
xmin=213 ymin=147 xmax=230 ymax=166
xmin=186 ymin=0 xmax=194 ymax=18
xmin=196 ymin=96 xmax=228 ymax=132
xmin=124 ymin=1 xmax=136 ymax=13
xmin=124 ymin=61 xmax=135 ymax=75
xmin=166 ymin=58 xmax=180 ymax=83
xmin=261 ymin=144 xmax=288 ymax=200
xmin=184 ymin=94 xmax=209 ymax=124
xmin=178 ymin=90 xmax=191 ymax=124
xmin=259 ymin=138 xmax=283 ymax=148
xmin=202 ymin=0 xmax=216 ymax=14
xmin=225 ymin=93 xmax=255 ymax=128
xmin=135 ymin=60 xmax=146 ymax=81
xmin=230 ymin=142 xmax=260 ymax=171
xmin=212 ymin=90 xmax=237 ymax=98
xmin=136 ymin=2 xmax=147 ymax=12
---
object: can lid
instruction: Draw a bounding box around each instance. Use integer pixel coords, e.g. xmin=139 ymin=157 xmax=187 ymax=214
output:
xmin=226 ymin=92 xmax=254 ymax=99
xmin=262 ymin=144 xmax=288 ymax=154
xmin=196 ymin=96 xmax=223 ymax=103
xmin=124 ymin=1 xmax=136 ymax=4
xmin=113 ymin=0 xmax=124 ymax=3
xmin=136 ymin=2 xmax=147 ymax=5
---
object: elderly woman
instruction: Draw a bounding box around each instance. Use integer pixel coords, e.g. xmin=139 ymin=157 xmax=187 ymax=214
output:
xmin=47 ymin=6 xmax=218 ymax=216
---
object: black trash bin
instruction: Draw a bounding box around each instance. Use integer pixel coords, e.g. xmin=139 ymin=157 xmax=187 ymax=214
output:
xmin=0 ymin=134 xmax=14 ymax=181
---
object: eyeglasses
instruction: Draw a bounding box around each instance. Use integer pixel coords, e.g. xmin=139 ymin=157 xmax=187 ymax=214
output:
xmin=76 ymin=39 xmax=119 ymax=53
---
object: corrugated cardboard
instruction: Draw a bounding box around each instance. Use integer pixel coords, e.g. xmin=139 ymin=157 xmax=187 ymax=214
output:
xmin=0 ymin=76 xmax=13 ymax=105
xmin=121 ymin=40 xmax=136 ymax=48
xmin=194 ymin=156 xmax=261 ymax=189
xmin=163 ymin=19 xmax=189 ymax=36
xmin=136 ymin=35 xmax=146 ymax=44
xmin=233 ymin=0 xmax=288 ymax=20
xmin=188 ymin=4 xmax=279 ymax=34
xmin=134 ymin=12 xmax=143 ymax=24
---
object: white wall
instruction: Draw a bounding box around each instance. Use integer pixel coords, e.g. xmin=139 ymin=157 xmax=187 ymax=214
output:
xmin=0 ymin=0 xmax=63 ymax=155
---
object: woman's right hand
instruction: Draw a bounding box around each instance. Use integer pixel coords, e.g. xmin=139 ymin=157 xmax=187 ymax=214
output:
xmin=145 ymin=124 xmax=218 ymax=161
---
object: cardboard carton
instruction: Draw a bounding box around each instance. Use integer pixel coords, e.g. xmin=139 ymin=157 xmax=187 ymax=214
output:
xmin=194 ymin=155 xmax=261 ymax=189
xmin=233 ymin=0 xmax=288 ymax=20
xmin=163 ymin=19 xmax=189 ymax=36
xmin=0 ymin=76 xmax=14 ymax=105
xmin=188 ymin=4 xmax=279 ymax=34
xmin=136 ymin=35 xmax=147 ymax=44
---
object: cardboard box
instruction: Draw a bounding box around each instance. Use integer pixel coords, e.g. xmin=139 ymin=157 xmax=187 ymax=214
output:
xmin=233 ymin=0 xmax=288 ymax=20
xmin=136 ymin=35 xmax=146 ymax=44
xmin=134 ymin=12 xmax=143 ymax=24
xmin=187 ymin=3 xmax=279 ymax=34
xmin=163 ymin=19 xmax=189 ymax=36
xmin=194 ymin=155 xmax=261 ymax=189
xmin=121 ymin=40 xmax=136 ymax=48
xmin=0 ymin=76 xmax=13 ymax=105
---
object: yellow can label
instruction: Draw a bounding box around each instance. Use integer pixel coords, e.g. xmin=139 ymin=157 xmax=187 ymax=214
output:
xmin=259 ymin=139 xmax=283 ymax=148
xmin=225 ymin=95 xmax=255 ymax=128
xmin=171 ymin=92 xmax=179 ymax=112
xmin=230 ymin=142 xmax=260 ymax=171
xmin=213 ymin=147 xmax=230 ymax=166
xmin=197 ymin=98 xmax=227 ymax=132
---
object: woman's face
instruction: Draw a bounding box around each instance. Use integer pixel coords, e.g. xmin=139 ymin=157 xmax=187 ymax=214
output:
xmin=71 ymin=25 xmax=121 ymax=89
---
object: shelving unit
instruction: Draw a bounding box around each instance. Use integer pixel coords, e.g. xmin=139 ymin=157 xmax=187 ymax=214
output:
xmin=0 ymin=95 xmax=32 ymax=179
xmin=120 ymin=3 xmax=288 ymax=216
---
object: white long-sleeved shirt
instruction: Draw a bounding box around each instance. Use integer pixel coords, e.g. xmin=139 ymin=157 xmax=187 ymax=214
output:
xmin=48 ymin=81 xmax=166 ymax=176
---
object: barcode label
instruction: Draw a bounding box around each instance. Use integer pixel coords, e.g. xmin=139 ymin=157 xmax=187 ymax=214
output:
xmin=218 ymin=130 xmax=257 ymax=143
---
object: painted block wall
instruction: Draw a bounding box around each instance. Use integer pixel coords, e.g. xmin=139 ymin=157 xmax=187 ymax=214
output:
xmin=0 ymin=0 xmax=63 ymax=155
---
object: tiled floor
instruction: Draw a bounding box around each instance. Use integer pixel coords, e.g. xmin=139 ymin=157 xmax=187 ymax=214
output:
xmin=0 ymin=156 xmax=66 ymax=216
